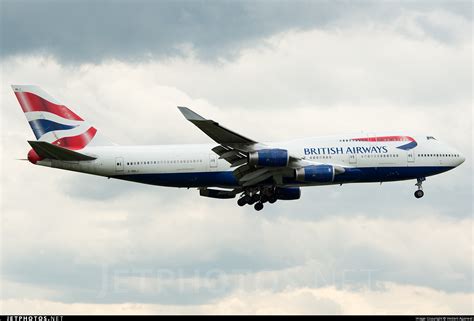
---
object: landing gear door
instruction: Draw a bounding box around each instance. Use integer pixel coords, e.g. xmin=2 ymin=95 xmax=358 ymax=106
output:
xmin=115 ymin=157 xmax=124 ymax=172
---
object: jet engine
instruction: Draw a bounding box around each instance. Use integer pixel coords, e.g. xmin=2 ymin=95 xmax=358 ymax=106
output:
xmin=295 ymin=165 xmax=335 ymax=183
xmin=248 ymin=149 xmax=289 ymax=167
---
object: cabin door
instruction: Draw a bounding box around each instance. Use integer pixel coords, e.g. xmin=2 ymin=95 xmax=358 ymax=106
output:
xmin=115 ymin=157 xmax=124 ymax=172
xmin=209 ymin=153 xmax=218 ymax=169
xmin=407 ymin=151 xmax=415 ymax=164
xmin=349 ymin=154 xmax=357 ymax=165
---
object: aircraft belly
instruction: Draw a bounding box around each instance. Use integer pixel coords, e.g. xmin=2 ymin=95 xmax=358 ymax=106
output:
xmin=111 ymin=165 xmax=455 ymax=188
xmin=113 ymin=171 xmax=239 ymax=188
xmin=333 ymin=166 xmax=454 ymax=183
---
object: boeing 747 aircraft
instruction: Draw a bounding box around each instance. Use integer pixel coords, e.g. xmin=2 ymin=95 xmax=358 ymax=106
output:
xmin=13 ymin=85 xmax=465 ymax=211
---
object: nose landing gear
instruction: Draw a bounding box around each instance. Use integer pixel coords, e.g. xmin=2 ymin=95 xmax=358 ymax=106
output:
xmin=414 ymin=177 xmax=425 ymax=199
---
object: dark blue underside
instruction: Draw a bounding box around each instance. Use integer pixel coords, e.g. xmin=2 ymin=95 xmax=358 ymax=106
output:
xmin=113 ymin=166 xmax=454 ymax=188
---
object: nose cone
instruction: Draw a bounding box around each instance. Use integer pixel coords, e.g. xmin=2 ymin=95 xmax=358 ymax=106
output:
xmin=458 ymin=153 xmax=465 ymax=165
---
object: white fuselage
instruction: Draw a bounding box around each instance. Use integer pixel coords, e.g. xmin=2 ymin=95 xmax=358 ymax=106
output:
xmin=34 ymin=133 xmax=465 ymax=188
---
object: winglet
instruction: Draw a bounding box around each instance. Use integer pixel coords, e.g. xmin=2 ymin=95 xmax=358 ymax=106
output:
xmin=177 ymin=106 xmax=207 ymax=121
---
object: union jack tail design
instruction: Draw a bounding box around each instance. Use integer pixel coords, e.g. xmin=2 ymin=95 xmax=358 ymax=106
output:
xmin=12 ymin=85 xmax=107 ymax=150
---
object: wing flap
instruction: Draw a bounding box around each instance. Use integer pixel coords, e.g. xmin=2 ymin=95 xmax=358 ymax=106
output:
xmin=230 ymin=158 xmax=247 ymax=167
xmin=212 ymin=145 xmax=247 ymax=166
xmin=239 ymin=168 xmax=269 ymax=182
xmin=242 ymin=172 xmax=274 ymax=187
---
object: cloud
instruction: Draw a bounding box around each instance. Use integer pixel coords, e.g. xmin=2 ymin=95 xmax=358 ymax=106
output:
xmin=1 ymin=183 xmax=472 ymax=304
xmin=0 ymin=1 xmax=471 ymax=63
xmin=2 ymin=282 xmax=472 ymax=314
xmin=1 ymin=3 xmax=472 ymax=314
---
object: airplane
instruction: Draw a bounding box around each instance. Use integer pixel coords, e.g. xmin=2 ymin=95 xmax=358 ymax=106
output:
xmin=12 ymin=85 xmax=465 ymax=211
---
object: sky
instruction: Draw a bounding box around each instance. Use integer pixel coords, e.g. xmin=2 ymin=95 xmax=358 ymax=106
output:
xmin=0 ymin=0 xmax=473 ymax=315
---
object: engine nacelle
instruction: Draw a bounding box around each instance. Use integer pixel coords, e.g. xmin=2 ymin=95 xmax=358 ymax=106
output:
xmin=295 ymin=165 xmax=335 ymax=183
xmin=248 ymin=149 xmax=289 ymax=167
xmin=275 ymin=187 xmax=301 ymax=200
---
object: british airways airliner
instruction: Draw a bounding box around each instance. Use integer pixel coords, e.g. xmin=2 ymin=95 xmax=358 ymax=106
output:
xmin=13 ymin=85 xmax=465 ymax=211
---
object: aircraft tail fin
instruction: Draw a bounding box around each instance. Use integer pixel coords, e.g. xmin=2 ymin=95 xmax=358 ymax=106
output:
xmin=12 ymin=85 xmax=112 ymax=150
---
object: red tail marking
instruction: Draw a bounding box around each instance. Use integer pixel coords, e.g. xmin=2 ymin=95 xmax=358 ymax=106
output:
xmin=353 ymin=136 xmax=415 ymax=142
xmin=52 ymin=127 xmax=97 ymax=150
xmin=15 ymin=91 xmax=83 ymax=121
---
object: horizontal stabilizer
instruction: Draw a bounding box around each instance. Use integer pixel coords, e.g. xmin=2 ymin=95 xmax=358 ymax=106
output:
xmin=28 ymin=141 xmax=96 ymax=161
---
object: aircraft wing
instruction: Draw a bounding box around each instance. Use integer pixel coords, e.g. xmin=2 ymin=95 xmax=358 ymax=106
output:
xmin=177 ymin=107 xmax=257 ymax=146
xmin=178 ymin=106 xmax=304 ymax=186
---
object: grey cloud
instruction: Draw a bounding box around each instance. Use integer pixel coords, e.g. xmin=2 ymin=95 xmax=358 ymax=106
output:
xmin=0 ymin=0 xmax=340 ymax=63
xmin=1 ymin=177 xmax=471 ymax=304
xmin=2 ymin=229 xmax=471 ymax=305
xmin=61 ymin=174 xmax=153 ymax=201
xmin=1 ymin=0 xmax=470 ymax=63
xmin=1 ymin=1 xmax=472 ymax=312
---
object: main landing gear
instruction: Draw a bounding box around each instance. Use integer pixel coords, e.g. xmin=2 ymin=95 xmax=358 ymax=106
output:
xmin=254 ymin=202 xmax=264 ymax=211
xmin=414 ymin=177 xmax=425 ymax=199
xmin=237 ymin=187 xmax=277 ymax=211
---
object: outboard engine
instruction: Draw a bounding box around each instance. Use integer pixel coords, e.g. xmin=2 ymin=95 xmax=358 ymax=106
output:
xmin=295 ymin=165 xmax=335 ymax=183
xmin=275 ymin=187 xmax=301 ymax=200
xmin=248 ymin=149 xmax=289 ymax=167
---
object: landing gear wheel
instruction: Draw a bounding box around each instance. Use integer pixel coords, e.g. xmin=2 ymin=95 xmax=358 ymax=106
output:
xmin=254 ymin=202 xmax=264 ymax=211
xmin=237 ymin=197 xmax=247 ymax=207
xmin=414 ymin=190 xmax=424 ymax=199
xmin=414 ymin=177 xmax=425 ymax=199
xmin=249 ymin=194 xmax=259 ymax=205
xmin=268 ymin=196 xmax=277 ymax=204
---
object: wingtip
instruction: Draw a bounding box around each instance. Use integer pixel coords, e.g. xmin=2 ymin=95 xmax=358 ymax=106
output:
xmin=177 ymin=106 xmax=206 ymax=121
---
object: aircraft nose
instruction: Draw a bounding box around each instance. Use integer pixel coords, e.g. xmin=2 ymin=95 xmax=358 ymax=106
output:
xmin=458 ymin=153 xmax=465 ymax=165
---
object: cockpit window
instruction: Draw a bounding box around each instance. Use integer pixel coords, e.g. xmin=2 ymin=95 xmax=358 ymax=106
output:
xmin=426 ymin=136 xmax=436 ymax=140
